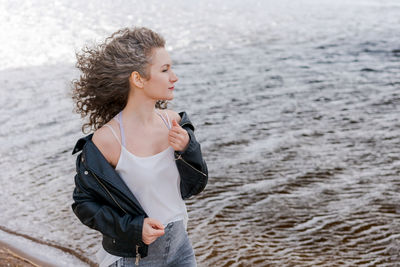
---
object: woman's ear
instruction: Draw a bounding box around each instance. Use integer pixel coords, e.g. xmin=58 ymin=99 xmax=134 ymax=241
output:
xmin=130 ymin=71 xmax=144 ymax=88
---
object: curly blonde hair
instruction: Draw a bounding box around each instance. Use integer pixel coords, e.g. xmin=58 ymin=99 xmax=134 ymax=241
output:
xmin=72 ymin=27 xmax=167 ymax=133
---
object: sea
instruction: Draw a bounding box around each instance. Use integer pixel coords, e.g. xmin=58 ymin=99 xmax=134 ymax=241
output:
xmin=0 ymin=0 xmax=399 ymax=266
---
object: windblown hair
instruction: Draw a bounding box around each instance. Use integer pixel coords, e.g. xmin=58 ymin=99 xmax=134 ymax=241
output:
xmin=72 ymin=27 xmax=166 ymax=133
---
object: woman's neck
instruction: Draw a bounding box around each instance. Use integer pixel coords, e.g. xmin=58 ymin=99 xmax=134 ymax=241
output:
xmin=122 ymin=94 xmax=158 ymax=127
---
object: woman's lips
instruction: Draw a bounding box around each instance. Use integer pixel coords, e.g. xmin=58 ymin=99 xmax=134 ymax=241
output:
xmin=168 ymin=86 xmax=174 ymax=90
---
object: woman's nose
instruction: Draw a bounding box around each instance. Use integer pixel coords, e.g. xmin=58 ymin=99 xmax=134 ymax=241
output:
xmin=170 ymin=71 xmax=178 ymax=83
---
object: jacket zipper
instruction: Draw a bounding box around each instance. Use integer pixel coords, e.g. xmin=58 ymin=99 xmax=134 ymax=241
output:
xmin=90 ymin=170 xmax=128 ymax=214
xmin=89 ymin=169 xmax=141 ymax=264
xmin=135 ymin=245 xmax=141 ymax=265
xmin=175 ymin=153 xmax=207 ymax=177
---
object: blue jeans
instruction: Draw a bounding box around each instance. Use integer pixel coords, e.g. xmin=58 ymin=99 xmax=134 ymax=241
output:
xmin=109 ymin=220 xmax=196 ymax=267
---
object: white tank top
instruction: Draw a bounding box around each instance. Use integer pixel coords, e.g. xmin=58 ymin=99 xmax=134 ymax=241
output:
xmin=105 ymin=110 xmax=188 ymax=227
xmin=96 ymin=110 xmax=188 ymax=267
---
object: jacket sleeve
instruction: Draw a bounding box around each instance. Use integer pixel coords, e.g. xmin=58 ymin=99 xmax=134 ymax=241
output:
xmin=71 ymin=155 xmax=144 ymax=245
xmin=175 ymin=117 xmax=208 ymax=199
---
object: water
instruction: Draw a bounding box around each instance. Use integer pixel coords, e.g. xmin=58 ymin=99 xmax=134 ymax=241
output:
xmin=1 ymin=0 xmax=399 ymax=266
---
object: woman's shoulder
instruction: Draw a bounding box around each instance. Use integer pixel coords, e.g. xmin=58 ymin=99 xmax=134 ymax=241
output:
xmin=164 ymin=109 xmax=181 ymax=123
xmin=93 ymin=120 xmax=120 ymax=143
xmin=92 ymin=120 xmax=121 ymax=166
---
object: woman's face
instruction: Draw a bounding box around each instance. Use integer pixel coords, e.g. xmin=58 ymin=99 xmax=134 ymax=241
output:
xmin=143 ymin=47 xmax=178 ymax=101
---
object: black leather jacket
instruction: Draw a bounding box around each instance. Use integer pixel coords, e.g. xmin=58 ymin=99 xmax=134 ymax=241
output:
xmin=71 ymin=112 xmax=208 ymax=260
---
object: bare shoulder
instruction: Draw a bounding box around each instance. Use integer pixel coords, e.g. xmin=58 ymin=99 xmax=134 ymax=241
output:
xmin=165 ymin=109 xmax=181 ymax=123
xmin=92 ymin=120 xmax=121 ymax=167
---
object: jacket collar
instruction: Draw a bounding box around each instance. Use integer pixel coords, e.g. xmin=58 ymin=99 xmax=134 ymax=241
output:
xmin=178 ymin=111 xmax=194 ymax=131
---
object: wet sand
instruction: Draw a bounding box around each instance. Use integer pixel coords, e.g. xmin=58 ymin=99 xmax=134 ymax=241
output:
xmin=0 ymin=240 xmax=48 ymax=267
xmin=0 ymin=228 xmax=90 ymax=267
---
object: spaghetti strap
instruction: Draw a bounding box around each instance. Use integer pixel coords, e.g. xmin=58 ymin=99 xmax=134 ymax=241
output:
xmin=116 ymin=112 xmax=126 ymax=146
xmin=155 ymin=109 xmax=172 ymax=130
xmin=103 ymin=124 xmax=122 ymax=146
xmin=164 ymin=111 xmax=172 ymax=129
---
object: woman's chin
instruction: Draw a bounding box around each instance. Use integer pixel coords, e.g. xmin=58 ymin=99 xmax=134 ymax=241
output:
xmin=164 ymin=95 xmax=174 ymax=101
xmin=156 ymin=96 xmax=173 ymax=102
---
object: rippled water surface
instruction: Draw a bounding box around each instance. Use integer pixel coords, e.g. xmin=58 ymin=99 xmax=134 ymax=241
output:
xmin=1 ymin=0 xmax=400 ymax=266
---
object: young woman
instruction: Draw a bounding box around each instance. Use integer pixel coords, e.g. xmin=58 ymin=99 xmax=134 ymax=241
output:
xmin=71 ymin=27 xmax=208 ymax=267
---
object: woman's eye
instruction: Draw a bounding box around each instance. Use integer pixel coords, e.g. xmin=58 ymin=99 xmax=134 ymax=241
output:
xmin=162 ymin=69 xmax=168 ymax=72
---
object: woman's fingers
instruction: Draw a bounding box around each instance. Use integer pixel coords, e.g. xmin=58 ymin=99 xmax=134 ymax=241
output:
xmin=149 ymin=219 xmax=165 ymax=236
xmin=170 ymin=119 xmax=186 ymax=135
xmin=169 ymin=136 xmax=185 ymax=151
xmin=142 ymin=218 xmax=165 ymax=244
xmin=147 ymin=218 xmax=165 ymax=229
xmin=169 ymin=129 xmax=185 ymax=141
xmin=171 ymin=119 xmax=179 ymax=127
xmin=151 ymin=228 xmax=165 ymax=237
xmin=168 ymin=131 xmax=181 ymax=139
xmin=168 ymin=121 xmax=189 ymax=151
xmin=168 ymin=135 xmax=179 ymax=144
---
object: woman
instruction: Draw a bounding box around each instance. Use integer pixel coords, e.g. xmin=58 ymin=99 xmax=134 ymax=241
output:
xmin=71 ymin=27 xmax=208 ymax=267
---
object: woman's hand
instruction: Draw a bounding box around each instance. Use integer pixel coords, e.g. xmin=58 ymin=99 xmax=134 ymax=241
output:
xmin=142 ymin=218 xmax=165 ymax=245
xmin=168 ymin=119 xmax=189 ymax=151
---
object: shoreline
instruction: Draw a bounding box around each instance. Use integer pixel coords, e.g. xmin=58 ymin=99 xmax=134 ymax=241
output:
xmin=0 ymin=227 xmax=93 ymax=267
xmin=0 ymin=240 xmax=49 ymax=267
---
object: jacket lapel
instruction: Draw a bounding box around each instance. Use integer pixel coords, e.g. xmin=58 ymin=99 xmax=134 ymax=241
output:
xmin=75 ymin=135 xmax=142 ymax=210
